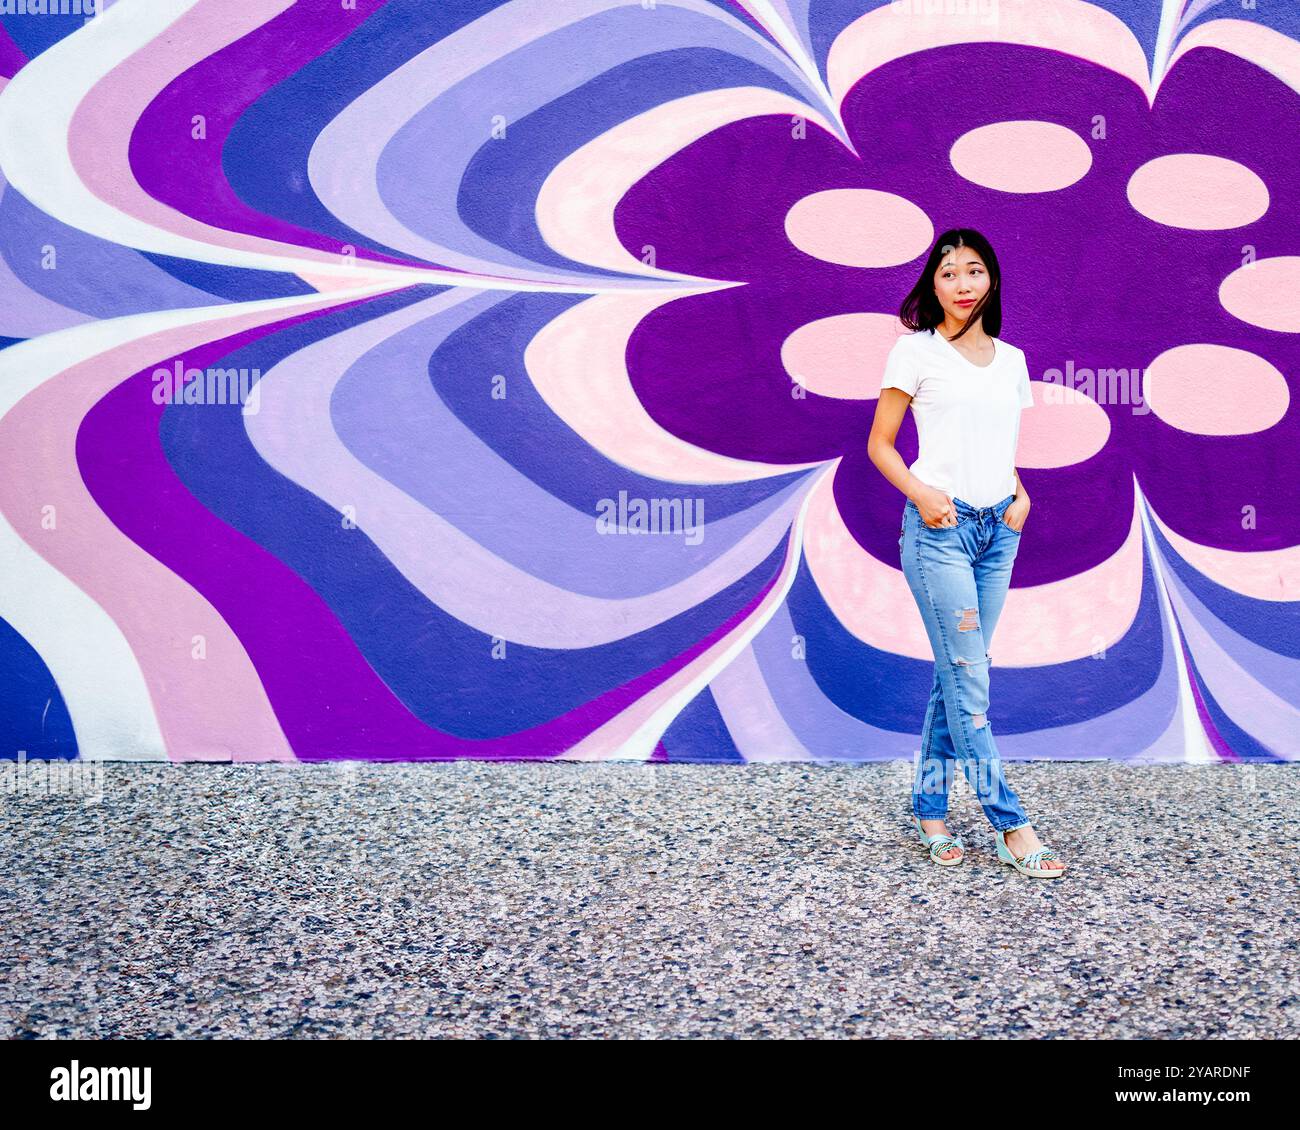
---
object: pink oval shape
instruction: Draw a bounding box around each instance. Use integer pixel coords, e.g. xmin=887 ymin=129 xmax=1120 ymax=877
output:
xmin=1016 ymin=381 xmax=1111 ymax=469
xmin=1128 ymin=154 xmax=1268 ymax=229
xmin=785 ymin=189 xmax=931 ymax=267
xmin=950 ymin=120 xmax=1092 ymax=192
xmin=1145 ymin=344 xmax=1288 ymax=434
xmin=1220 ymin=256 xmax=1300 ymax=332
xmin=783 ymin=312 xmax=906 ymax=399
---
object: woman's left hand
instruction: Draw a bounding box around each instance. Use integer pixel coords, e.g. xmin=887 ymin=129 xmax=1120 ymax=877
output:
xmin=1002 ymin=496 xmax=1030 ymax=532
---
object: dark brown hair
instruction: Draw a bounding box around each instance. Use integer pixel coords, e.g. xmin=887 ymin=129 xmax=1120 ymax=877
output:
xmin=898 ymin=228 xmax=1002 ymax=341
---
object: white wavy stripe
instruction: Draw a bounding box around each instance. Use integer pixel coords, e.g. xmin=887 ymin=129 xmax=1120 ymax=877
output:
xmin=1136 ymin=480 xmax=1214 ymax=764
xmin=1153 ymin=0 xmax=1188 ymax=89
xmin=1166 ymin=17 xmax=1300 ymax=98
xmin=0 ymin=0 xmax=432 ymax=283
xmin=740 ymin=0 xmax=849 ymax=142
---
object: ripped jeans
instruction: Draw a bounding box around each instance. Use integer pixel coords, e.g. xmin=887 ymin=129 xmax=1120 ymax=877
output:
xmin=898 ymin=493 xmax=1031 ymax=833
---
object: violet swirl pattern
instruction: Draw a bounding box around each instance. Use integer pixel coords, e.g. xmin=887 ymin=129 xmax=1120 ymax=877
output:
xmin=0 ymin=0 xmax=1296 ymax=763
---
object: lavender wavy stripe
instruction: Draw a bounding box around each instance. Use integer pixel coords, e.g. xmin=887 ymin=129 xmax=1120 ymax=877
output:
xmin=330 ymin=291 xmax=810 ymax=598
xmin=1171 ymin=618 xmax=1237 ymax=762
xmin=75 ymin=305 xmax=795 ymax=756
xmin=0 ymin=174 xmax=92 ymax=337
xmin=0 ymin=171 xmax=230 ymax=317
xmin=1153 ymin=533 xmax=1300 ymax=755
xmin=377 ymin=3 xmax=808 ymax=275
xmin=424 ymin=291 xmax=804 ymax=521
xmin=220 ymin=0 xmax=504 ymax=267
xmin=209 ymin=292 xmax=807 ymax=663
xmin=163 ymin=298 xmax=789 ymax=728
xmin=253 ymin=311 xmax=805 ymax=654
xmin=126 ymin=0 xmax=425 ymax=270
xmin=149 ymin=293 xmax=799 ymax=731
xmin=1146 ymin=501 xmax=1300 ymax=660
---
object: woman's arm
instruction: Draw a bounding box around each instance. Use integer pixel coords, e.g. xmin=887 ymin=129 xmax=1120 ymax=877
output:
xmin=867 ymin=388 xmax=927 ymax=502
xmin=868 ymin=389 xmax=954 ymax=525
xmin=1013 ymin=468 xmax=1030 ymax=504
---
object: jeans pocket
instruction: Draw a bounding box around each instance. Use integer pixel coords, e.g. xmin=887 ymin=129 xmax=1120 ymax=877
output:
xmin=921 ymin=515 xmax=966 ymax=532
xmin=1000 ymin=514 xmax=1022 ymax=535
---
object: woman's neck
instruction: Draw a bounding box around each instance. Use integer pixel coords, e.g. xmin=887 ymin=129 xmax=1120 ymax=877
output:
xmin=938 ymin=317 xmax=990 ymax=345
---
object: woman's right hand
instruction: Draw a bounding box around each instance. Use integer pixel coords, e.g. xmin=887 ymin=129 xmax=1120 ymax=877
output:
xmin=913 ymin=485 xmax=957 ymax=528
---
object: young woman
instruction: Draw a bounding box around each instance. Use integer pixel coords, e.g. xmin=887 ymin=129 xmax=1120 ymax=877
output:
xmin=867 ymin=229 xmax=1066 ymax=878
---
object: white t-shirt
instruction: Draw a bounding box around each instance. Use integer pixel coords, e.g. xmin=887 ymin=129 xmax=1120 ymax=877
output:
xmin=878 ymin=328 xmax=1034 ymax=509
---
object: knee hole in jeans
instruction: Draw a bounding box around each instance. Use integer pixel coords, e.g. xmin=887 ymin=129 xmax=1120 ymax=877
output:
xmin=955 ymin=607 xmax=979 ymax=632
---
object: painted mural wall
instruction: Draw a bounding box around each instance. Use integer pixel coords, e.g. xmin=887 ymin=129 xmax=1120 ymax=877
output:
xmin=0 ymin=0 xmax=1296 ymax=764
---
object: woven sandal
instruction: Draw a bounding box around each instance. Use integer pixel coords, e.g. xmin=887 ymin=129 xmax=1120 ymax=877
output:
xmin=914 ymin=816 xmax=965 ymax=866
xmin=994 ymin=828 xmax=1066 ymax=878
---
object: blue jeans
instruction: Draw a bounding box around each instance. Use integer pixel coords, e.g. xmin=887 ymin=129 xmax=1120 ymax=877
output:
xmin=898 ymin=493 xmax=1031 ymax=833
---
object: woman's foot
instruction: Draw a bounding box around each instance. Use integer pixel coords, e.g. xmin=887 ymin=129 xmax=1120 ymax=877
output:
xmin=1003 ymin=824 xmax=1064 ymax=871
xmin=918 ymin=818 xmax=962 ymax=861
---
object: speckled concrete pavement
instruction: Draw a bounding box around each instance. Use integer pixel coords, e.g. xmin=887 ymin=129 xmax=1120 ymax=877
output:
xmin=2 ymin=760 xmax=1295 ymax=1039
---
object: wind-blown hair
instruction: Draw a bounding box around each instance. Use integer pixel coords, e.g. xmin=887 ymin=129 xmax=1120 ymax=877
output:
xmin=898 ymin=228 xmax=1002 ymax=341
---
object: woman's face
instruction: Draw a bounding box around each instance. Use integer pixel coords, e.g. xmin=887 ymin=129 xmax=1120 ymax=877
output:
xmin=932 ymin=247 xmax=991 ymax=324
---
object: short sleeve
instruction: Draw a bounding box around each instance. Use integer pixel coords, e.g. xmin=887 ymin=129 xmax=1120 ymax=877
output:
xmin=878 ymin=336 xmax=918 ymax=397
xmin=1018 ymin=356 xmax=1034 ymax=409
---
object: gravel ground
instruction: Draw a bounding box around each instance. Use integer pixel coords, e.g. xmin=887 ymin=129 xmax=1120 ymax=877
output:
xmin=1 ymin=759 xmax=1295 ymax=1039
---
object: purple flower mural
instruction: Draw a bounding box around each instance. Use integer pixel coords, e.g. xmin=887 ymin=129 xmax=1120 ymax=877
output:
xmin=0 ymin=0 xmax=1295 ymax=763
